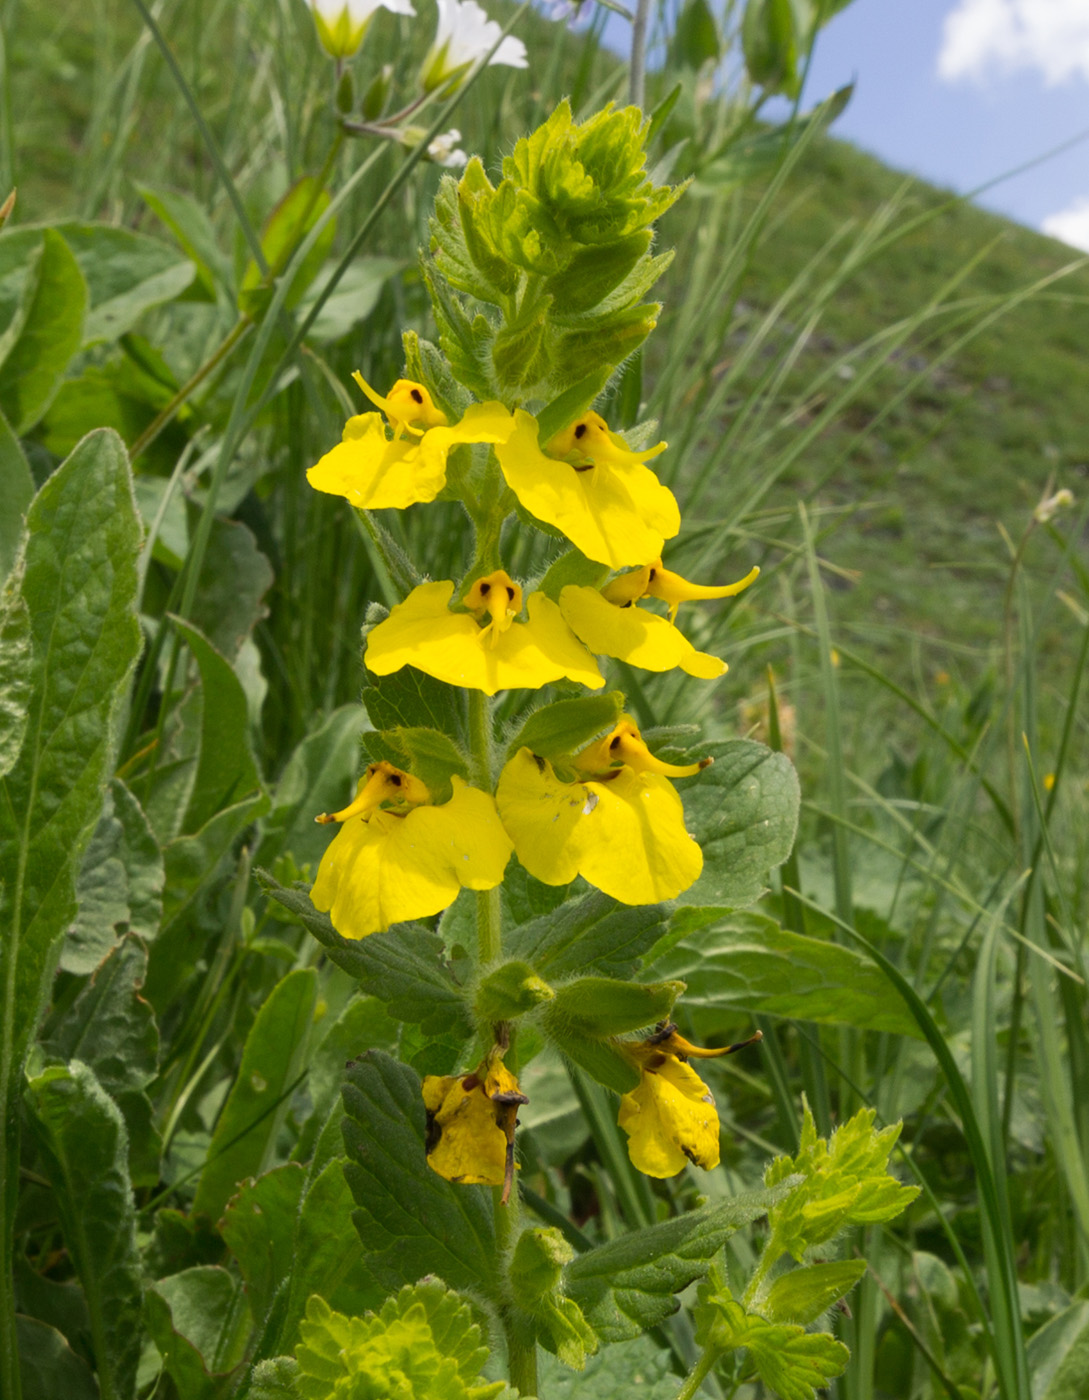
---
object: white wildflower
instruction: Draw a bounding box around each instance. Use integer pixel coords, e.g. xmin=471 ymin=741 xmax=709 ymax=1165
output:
xmin=421 ymin=0 xmax=528 ymax=92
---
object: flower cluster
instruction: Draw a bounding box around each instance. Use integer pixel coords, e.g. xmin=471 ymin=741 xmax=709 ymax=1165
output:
xmin=306 ymin=105 xmax=765 ymax=1187
xmin=309 ymin=0 xmax=526 ymax=80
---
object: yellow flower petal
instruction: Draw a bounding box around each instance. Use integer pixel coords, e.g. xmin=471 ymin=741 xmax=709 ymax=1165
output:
xmin=307 ymin=398 xmax=515 ymax=512
xmin=495 ymin=747 xmax=702 ymax=903
xmin=364 ymin=580 xmax=604 ymax=695
xmin=423 ymin=1059 xmax=527 ymax=1193
xmin=618 ymin=1056 xmax=720 ymax=1178
xmin=559 ymin=584 xmax=726 ymax=679
xmin=310 ymin=776 xmax=512 ymax=938
xmin=495 ymin=410 xmax=680 ymax=568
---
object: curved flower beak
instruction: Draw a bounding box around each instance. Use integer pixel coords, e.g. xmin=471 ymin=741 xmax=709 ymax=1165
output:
xmin=603 ymin=558 xmax=759 ymax=623
xmin=310 ymin=774 xmax=512 ymax=937
xmin=495 ymin=745 xmax=703 ymax=904
xmin=617 ymin=1024 xmax=763 ymax=1177
xmin=314 ymin=760 xmax=430 ymax=824
xmin=574 ymin=718 xmax=711 ymax=779
xmin=495 ymin=409 xmax=680 ymax=568
xmin=352 ymin=374 xmax=448 ymax=438
xmin=423 ymin=1055 xmax=528 ymax=1200
xmin=365 ymin=578 xmax=604 ymax=695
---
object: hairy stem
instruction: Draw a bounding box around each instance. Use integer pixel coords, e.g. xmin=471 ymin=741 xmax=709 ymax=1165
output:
xmin=674 ymin=1347 xmax=718 ymax=1400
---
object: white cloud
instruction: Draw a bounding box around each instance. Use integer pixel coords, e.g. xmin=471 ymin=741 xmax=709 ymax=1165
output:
xmin=939 ymin=0 xmax=1089 ymax=85
xmin=1042 ymin=197 xmax=1089 ymax=252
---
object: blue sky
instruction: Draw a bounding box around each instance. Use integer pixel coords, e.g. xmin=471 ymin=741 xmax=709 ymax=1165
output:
xmin=788 ymin=0 xmax=1089 ymax=247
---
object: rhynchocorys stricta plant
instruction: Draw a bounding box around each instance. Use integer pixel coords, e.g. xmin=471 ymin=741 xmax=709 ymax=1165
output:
xmin=258 ymin=100 xmax=920 ymax=1399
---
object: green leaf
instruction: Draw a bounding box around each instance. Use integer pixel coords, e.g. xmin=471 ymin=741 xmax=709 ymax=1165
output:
xmin=507 ymin=890 xmax=670 ymax=981
xmin=672 ymin=740 xmax=800 ymax=910
xmin=190 ymin=516 xmax=274 ymax=661
xmin=0 ymin=406 xmax=33 ymax=582
xmin=240 ymin=177 xmax=337 ymax=317
xmin=302 ymin=994 xmax=400 ymax=1153
xmin=340 ymin=1051 xmax=498 ymax=1299
xmin=137 ymin=183 xmax=232 ymax=300
xmin=764 ymin=1105 xmax=920 ymax=1264
xmin=62 ymin=778 xmax=163 ymax=974
xmin=512 ymin=1228 xmax=597 ymax=1370
xmin=742 ymin=0 xmax=802 ymax=97
xmin=382 ymin=725 xmax=470 ymax=793
xmin=248 ymin=1357 xmax=300 ymax=1400
xmin=0 ymin=229 xmax=87 ymax=433
xmin=297 ymin=256 xmax=403 ymax=342
xmin=172 ymin=617 xmax=264 ymax=836
xmin=1028 ymin=1301 xmax=1089 ymax=1400
xmin=362 ymin=664 xmax=465 ymax=745
xmin=26 ymin=1061 xmax=144 ymax=1400
xmin=533 ymin=548 xmax=610 ymax=603
xmin=475 ymin=960 xmax=554 ymax=1021
xmin=550 ymin=1026 xmax=640 ymax=1095
xmin=51 ymin=222 xmax=196 ymax=344
xmin=566 ymin=1187 xmax=787 ymax=1342
xmin=697 ymin=1295 xmax=848 ymax=1400
xmin=45 ymin=933 xmax=161 ymax=1183
xmin=670 ymin=0 xmax=721 ymax=67
xmin=0 ymin=429 xmax=141 ymax=1346
xmin=258 ymin=873 xmax=473 ymax=1038
xmin=651 ymin=911 xmax=922 ymax=1038
xmin=221 ymin=1163 xmax=306 ymax=1328
xmin=192 ymin=968 xmax=318 ymax=1222
xmin=295 ymin=1285 xmax=505 ymax=1400
xmin=16 ymin=1316 xmax=98 ymax=1400
xmin=0 ymin=564 xmax=30 ymax=779
xmin=546 ymin=976 xmax=684 ymax=1037
xmin=146 ymin=1266 xmax=252 ymax=1400
xmin=762 ymin=1260 xmax=867 ymax=1325
xmin=160 ymin=792 xmax=269 ymax=932
xmin=504 ymin=692 xmax=622 ymax=764
xmin=259 ymin=705 xmax=370 ymax=873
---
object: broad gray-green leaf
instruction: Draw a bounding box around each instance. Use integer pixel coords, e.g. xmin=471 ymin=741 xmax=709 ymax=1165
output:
xmin=62 ymin=778 xmax=163 ymax=974
xmin=504 ymin=692 xmax=622 ymax=763
xmin=26 ymin=1061 xmax=144 ymax=1400
xmin=0 ymin=228 xmax=87 ymax=433
xmin=52 ymin=222 xmax=196 ymax=344
xmin=221 ymin=1163 xmax=306 ymax=1327
xmin=172 ymin=617 xmax=263 ymax=836
xmin=0 ymin=406 xmax=33 ymax=581
xmin=259 ymin=705 xmax=369 ymax=873
xmin=762 ymin=1260 xmax=867 ymax=1325
xmin=192 ymin=968 xmax=318 ymax=1223
xmin=46 ymin=933 xmax=161 ymax=1182
xmin=298 ymin=255 xmax=402 ymax=341
xmin=248 ymin=1357 xmax=300 ymax=1400
xmin=1028 ymin=1301 xmax=1089 ymax=1400
xmin=566 ymin=1186 xmax=786 ymax=1342
xmin=137 ymin=184 xmax=232 ymax=300
xmin=161 ymin=793 xmax=269 ymax=932
xmin=672 ymin=739 xmax=799 ymax=910
xmin=507 ymin=889 xmax=670 ymax=980
xmin=546 ymin=975 xmax=683 ymax=1036
xmin=303 ymin=994 xmax=399 ymax=1143
xmin=16 ymin=1316 xmax=98 ymax=1400
xmin=0 ymin=565 xmax=30 ymax=780
xmin=190 ymin=516 xmax=274 ymax=661
xmin=361 ymin=665 xmax=465 ymax=745
xmin=0 ymin=430 xmax=141 ymax=1328
xmin=258 ymin=873 xmax=473 ymax=1038
xmin=652 ymin=911 xmax=922 ymax=1038
xmin=340 ymin=1050 xmax=497 ymax=1299
xmin=537 ymin=1333 xmax=677 ymax=1399
xmin=146 ymin=1266 xmax=252 ymax=1400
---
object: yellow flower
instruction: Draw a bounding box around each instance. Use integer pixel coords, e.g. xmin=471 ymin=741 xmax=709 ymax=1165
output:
xmin=310 ymin=761 xmax=512 ymax=938
xmin=422 ymin=1054 xmax=528 ymax=1200
xmin=494 ymin=409 xmax=680 ymax=568
xmin=307 ymin=375 xmax=515 ymax=511
xmin=560 ymin=558 xmax=759 ymax=679
xmin=494 ymin=719 xmax=709 ymax=904
xmin=617 ymin=1024 xmax=762 ymax=1178
xmin=364 ymin=570 xmax=605 ymax=695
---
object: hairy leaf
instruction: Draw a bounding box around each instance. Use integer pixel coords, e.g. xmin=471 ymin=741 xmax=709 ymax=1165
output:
xmin=146 ymin=1267 xmax=252 ymax=1400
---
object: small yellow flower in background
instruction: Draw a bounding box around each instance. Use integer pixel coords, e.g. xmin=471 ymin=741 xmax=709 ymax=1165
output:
xmin=495 ymin=410 xmax=680 ymax=568
xmin=618 ymin=1023 xmax=762 ymax=1178
xmin=560 ymin=558 xmax=759 ymax=679
xmin=423 ymin=1053 xmax=528 ymax=1200
xmin=495 ymin=719 xmax=708 ymax=904
xmin=1044 ymin=772 xmax=1056 ymax=792
xmin=311 ymin=761 xmax=512 ymax=937
xmin=307 ymin=376 xmax=515 ymax=511
xmin=310 ymin=0 xmax=415 ymax=59
xmin=364 ymin=571 xmax=605 ymax=695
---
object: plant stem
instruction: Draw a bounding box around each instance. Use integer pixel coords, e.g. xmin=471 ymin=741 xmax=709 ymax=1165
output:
xmin=674 ymin=1348 xmax=718 ymax=1400
xmin=468 ymin=690 xmax=502 ymax=967
xmin=629 ymin=0 xmax=651 ymax=109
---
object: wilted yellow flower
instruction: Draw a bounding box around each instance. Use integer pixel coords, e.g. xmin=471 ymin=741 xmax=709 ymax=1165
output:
xmin=307 ymin=375 xmax=515 ymax=511
xmin=364 ymin=571 xmax=604 ymax=695
xmin=423 ymin=1055 xmax=528 ymax=1200
xmin=311 ymin=762 xmax=512 ymax=937
xmin=560 ymin=558 xmax=759 ymax=679
xmin=495 ymin=719 xmax=708 ymax=903
xmin=618 ymin=1024 xmax=761 ymax=1178
xmin=495 ymin=409 xmax=680 ymax=568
